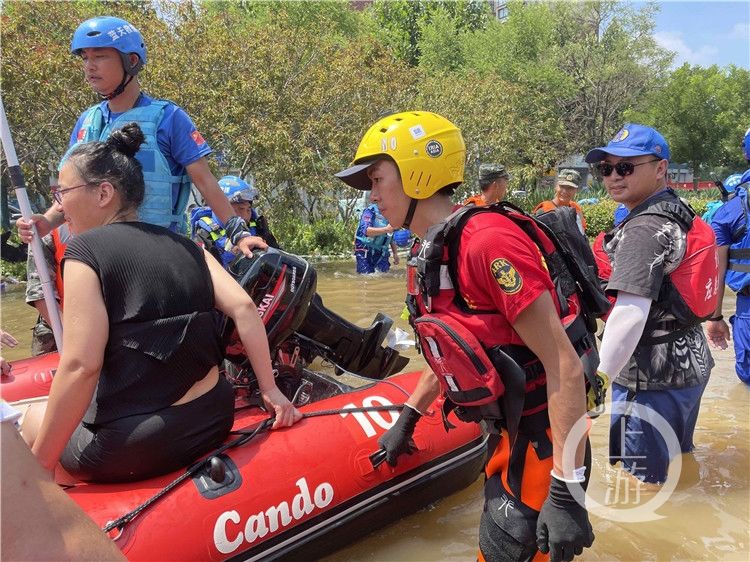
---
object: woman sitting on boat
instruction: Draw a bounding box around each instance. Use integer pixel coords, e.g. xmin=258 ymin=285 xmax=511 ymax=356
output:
xmin=22 ymin=123 xmax=302 ymax=483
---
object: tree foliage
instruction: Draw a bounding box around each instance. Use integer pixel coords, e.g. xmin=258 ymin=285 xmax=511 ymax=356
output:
xmin=1 ymin=0 xmax=744 ymax=250
xmin=626 ymin=64 xmax=750 ymax=187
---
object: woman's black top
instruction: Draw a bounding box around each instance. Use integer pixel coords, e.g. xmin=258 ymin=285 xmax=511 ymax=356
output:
xmin=63 ymin=222 xmax=224 ymax=425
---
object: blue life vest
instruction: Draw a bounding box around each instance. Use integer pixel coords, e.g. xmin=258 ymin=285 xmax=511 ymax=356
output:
xmin=356 ymin=204 xmax=391 ymax=252
xmin=727 ymin=187 xmax=750 ymax=293
xmin=190 ymin=207 xmax=235 ymax=267
xmin=61 ymin=100 xmax=191 ymax=233
xmin=246 ymin=208 xmax=260 ymax=237
xmin=702 ymin=200 xmax=725 ymax=224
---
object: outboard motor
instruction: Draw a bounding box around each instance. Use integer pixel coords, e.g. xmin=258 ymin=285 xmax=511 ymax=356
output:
xmin=222 ymin=250 xmax=408 ymax=379
xmin=298 ymin=294 xmax=409 ymax=378
xmin=223 ymin=250 xmax=317 ymax=359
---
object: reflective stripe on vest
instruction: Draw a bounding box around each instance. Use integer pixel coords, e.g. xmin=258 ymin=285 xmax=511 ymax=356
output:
xmin=196 ymin=215 xmax=235 ymax=266
xmin=60 ymin=101 xmax=191 ymax=233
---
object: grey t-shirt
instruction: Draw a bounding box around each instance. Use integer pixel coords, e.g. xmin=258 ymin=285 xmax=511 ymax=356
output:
xmin=603 ymin=194 xmax=713 ymax=391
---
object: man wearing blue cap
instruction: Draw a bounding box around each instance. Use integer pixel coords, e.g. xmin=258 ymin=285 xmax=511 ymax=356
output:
xmin=587 ymin=123 xmax=717 ymax=484
xmin=707 ymin=126 xmax=750 ymax=384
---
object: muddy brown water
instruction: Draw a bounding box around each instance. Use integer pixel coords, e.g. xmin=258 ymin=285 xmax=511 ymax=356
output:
xmin=1 ymin=259 xmax=748 ymax=561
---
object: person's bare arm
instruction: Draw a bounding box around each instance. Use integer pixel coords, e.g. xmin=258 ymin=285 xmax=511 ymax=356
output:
xmin=30 ymin=261 xmax=107 ymax=471
xmin=2 ymin=423 xmax=126 ymax=561
xmin=405 ymin=365 xmax=441 ymax=413
xmin=16 ymin=208 xmax=65 ymax=243
xmin=707 ymin=245 xmax=731 ymax=349
xmin=512 ymin=291 xmax=587 ymax=477
xmin=203 ymin=250 xmax=301 ymax=428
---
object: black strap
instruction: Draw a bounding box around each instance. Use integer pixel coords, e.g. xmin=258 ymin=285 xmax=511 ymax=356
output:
xmin=402 ymin=198 xmax=419 ymax=230
xmin=729 ymin=248 xmax=750 ymax=260
xmin=619 ymin=190 xmax=695 ymax=233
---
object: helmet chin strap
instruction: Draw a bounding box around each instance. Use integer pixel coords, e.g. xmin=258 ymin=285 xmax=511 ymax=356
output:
xmin=401 ymin=198 xmax=419 ymax=229
xmin=98 ymin=72 xmax=134 ymax=101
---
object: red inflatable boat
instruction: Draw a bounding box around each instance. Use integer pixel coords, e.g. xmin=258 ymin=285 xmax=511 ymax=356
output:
xmin=4 ymin=251 xmax=487 ymax=560
xmin=64 ymin=370 xmax=484 ymax=561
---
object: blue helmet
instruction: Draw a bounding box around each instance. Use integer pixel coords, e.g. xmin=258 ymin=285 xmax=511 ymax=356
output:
xmin=218 ymin=176 xmax=259 ymax=204
xmin=743 ymin=127 xmax=750 ymax=161
xmin=393 ymin=229 xmax=412 ymax=247
xmin=723 ymin=173 xmax=743 ymax=193
xmin=71 ymin=17 xmax=147 ymax=76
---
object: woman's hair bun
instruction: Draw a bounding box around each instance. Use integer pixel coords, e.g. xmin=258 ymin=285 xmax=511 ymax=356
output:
xmin=106 ymin=122 xmax=146 ymax=158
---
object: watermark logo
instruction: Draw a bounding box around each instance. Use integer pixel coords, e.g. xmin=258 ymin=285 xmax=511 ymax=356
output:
xmin=562 ymin=399 xmax=683 ymax=523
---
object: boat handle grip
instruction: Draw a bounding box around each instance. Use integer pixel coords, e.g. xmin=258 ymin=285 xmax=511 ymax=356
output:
xmin=369 ymin=448 xmax=388 ymax=469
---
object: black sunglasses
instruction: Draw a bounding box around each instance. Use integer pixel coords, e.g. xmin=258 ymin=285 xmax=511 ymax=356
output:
xmin=596 ymin=159 xmax=661 ymax=177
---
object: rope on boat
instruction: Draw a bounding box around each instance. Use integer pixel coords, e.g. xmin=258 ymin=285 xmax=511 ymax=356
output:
xmin=102 ymin=403 xmax=405 ymax=534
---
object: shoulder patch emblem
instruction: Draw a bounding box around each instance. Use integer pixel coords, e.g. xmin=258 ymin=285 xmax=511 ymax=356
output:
xmin=490 ymin=258 xmax=522 ymax=294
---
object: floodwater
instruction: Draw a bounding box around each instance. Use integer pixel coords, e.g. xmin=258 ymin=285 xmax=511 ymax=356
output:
xmin=1 ymin=258 xmax=748 ymax=562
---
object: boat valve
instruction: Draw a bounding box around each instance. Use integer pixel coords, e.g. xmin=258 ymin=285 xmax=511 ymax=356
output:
xmin=208 ymin=456 xmax=227 ymax=483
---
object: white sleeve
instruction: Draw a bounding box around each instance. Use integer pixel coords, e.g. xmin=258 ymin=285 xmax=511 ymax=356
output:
xmin=598 ymin=292 xmax=652 ymax=380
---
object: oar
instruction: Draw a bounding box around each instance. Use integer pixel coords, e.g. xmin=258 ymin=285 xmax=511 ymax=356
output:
xmin=0 ymin=96 xmax=63 ymax=352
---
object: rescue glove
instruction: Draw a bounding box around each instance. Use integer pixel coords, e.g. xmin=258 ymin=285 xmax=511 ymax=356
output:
xmin=586 ymin=370 xmax=610 ymax=418
xmin=536 ymin=474 xmax=594 ymax=562
xmin=377 ymin=404 xmax=421 ymax=466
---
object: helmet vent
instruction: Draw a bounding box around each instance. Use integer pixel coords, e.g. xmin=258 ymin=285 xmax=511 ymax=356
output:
xmin=379 ymin=127 xmax=388 ymax=133
xmin=87 ymin=31 xmax=102 ymax=37
xmin=416 ymin=172 xmax=423 ymax=185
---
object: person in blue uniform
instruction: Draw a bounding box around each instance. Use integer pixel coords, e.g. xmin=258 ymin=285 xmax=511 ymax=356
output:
xmin=354 ymin=202 xmax=399 ymax=274
xmin=707 ymin=126 xmax=750 ymax=384
xmin=191 ymin=176 xmax=279 ymax=267
xmin=17 ymin=16 xmax=264 ymax=255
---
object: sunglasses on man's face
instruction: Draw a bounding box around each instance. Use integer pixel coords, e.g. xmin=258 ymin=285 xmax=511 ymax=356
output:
xmin=596 ymin=159 xmax=661 ymax=177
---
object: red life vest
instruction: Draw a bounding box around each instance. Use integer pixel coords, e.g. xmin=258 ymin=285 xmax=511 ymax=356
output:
xmin=406 ymin=203 xmax=599 ymax=440
xmin=592 ymin=193 xmax=719 ymax=341
xmin=50 ymin=226 xmax=69 ymax=305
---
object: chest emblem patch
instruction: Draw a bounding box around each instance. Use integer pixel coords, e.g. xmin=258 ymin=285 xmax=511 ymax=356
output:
xmin=490 ymin=258 xmax=522 ymax=294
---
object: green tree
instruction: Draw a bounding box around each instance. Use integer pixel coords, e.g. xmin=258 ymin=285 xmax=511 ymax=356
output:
xmin=147 ymin=2 xmax=415 ymax=228
xmin=551 ymin=0 xmax=673 ymax=151
xmin=627 ymin=64 xmax=750 ymax=188
xmin=372 ymin=0 xmax=490 ymax=66
xmin=1 ymin=0 xmax=158 ymax=200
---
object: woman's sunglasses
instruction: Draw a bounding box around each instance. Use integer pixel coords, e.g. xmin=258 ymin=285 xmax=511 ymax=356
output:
xmin=596 ymin=159 xmax=661 ymax=177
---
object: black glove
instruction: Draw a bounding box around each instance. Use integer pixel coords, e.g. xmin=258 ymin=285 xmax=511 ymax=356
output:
xmin=536 ymin=474 xmax=594 ymax=562
xmin=377 ymin=404 xmax=421 ymax=466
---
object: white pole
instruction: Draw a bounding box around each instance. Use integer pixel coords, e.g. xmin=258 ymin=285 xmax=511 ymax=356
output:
xmin=0 ymin=96 xmax=63 ymax=352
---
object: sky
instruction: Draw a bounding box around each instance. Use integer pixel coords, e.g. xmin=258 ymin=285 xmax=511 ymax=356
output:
xmin=639 ymin=0 xmax=750 ymax=68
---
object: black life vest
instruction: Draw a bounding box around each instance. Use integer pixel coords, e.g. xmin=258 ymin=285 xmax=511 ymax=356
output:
xmin=592 ymin=191 xmax=719 ymax=345
xmin=406 ymin=202 xmax=603 ymax=442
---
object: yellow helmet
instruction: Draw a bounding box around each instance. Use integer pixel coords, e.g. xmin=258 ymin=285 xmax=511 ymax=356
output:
xmin=335 ymin=111 xmax=466 ymax=199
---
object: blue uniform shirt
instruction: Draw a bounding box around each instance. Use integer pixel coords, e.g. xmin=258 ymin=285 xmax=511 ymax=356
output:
xmin=711 ymin=191 xmax=746 ymax=247
xmin=69 ymin=94 xmax=212 ymax=178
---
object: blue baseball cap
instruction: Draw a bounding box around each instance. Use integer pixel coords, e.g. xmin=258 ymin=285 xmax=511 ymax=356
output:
xmin=585 ymin=123 xmax=670 ymax=163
